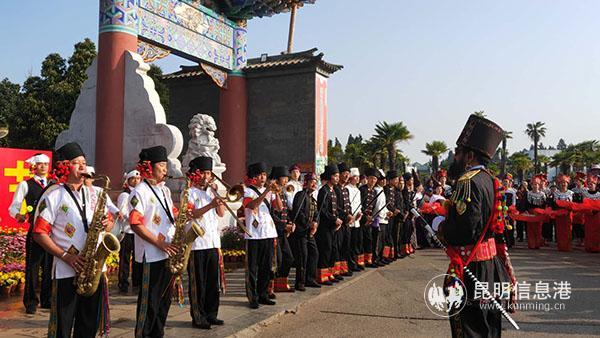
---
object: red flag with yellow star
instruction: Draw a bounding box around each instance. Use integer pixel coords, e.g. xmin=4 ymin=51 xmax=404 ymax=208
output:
xmin=0 ymin=148 xmax=53 ymax=230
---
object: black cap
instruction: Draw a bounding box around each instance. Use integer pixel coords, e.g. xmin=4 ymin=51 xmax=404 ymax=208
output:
xmin=402 ymin=172 xmax=413 ymax=181
xmin=270 ymin=166 xmax=289 ymax=179
xmin=456 ymin=114 xmax=504 ymax=159
xmin=337 ymin=162 xmax=350 ymax=173
xmin=323 ymin=164 xmax=340 ymax=180
xmin=386 ymin=170 xmax=398 ymax=180
xmin=188 ymin=156 xmax=213 ymax=172
xmin=320 ymin=172 xmax=328 ymax=181
xmin=248 ymin=162 xmax=268 ymax=178
xmin=56 ymin=142 xmax=85 ymax=161
xmin=364 ymin=168 xmax=378 ymax=178
xmin=139 ymin=146 xmax=168 ymax=164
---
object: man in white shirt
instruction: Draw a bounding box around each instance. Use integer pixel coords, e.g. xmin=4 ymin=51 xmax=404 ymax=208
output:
xmin=9 ymin=153 xmax=53 ymax=313
xmin=128 ymin=145 xmax=179 ymax=337
xmin=33 ymin=142 xmax=113 ymax=337
xmin=346 ymin=168 xmax=363 ymax=272
xmin=185 ymin=156 xmax=226 ymax=329
xmin=243 ymin=162 xmax=281 ymax=309
xmin=116 ymin=170 xmax=142 ymax=293
xmin=287 ymin=164 xmax=303 ymax=203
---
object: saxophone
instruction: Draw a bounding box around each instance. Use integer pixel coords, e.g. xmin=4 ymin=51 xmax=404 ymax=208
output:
xmin=75 ymin=175 xmax=121 ymax=297
xmin=166 ymin=177 xmax=204 ymax=275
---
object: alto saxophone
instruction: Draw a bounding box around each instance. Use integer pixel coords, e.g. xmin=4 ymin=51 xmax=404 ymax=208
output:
xmin=75 ymin=176 xmax=121 ymax=297
xmin=167 ymin=177 xmax=204 ymax=275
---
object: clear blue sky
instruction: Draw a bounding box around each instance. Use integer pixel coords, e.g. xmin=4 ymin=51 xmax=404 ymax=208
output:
xmin=2 ymin=0 xmax=599 ymax=163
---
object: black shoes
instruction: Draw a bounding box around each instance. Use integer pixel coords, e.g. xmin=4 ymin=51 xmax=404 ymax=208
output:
xmin=305 ymin=281 xmax=321 ymax=288
xmin=192 ymin=318 xmax=211 ymax=330
xmin=249 ymin=301 xmax=259 ymax=309
xmin=208 ymin=318 xmax=224 ymax=326
xmin=268 ymin=293 xmax=277 ymax=299
xmin=335 ymin=275 xmax=344 ymax=281
xmin=295 ymin=285 xmax=306 ymax=291
xmin=319 ymin=280 xmax=333 ymax=286
xmin=25 ymin=306 xmax=36 ymax=314
xmin=258 ymin=298 xmax=276 ymax=305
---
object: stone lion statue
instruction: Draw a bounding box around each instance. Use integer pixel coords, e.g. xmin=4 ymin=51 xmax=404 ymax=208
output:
xmin=182 ymin=113 xmax=225 ymax=170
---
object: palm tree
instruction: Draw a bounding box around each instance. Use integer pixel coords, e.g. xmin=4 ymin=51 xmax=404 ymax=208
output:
xmin=537 ymin=155 xmax=550 ymax=174
xmin=372 ymin=121 xmax=412 ymax=170
xmin=508 ymin=152 xmax=533 ymax=182
xmin=422 ymin=141 xmax=449 ymax=174
xmin=525 ymin=122 xmax=547 ymax=173
xmin=500 ymin=130 xmax=512 ymax=176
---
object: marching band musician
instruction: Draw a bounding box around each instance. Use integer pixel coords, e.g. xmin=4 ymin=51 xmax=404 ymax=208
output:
xmin=315 ymin=164 xmax=343 ymax=285
xmin=116 ymin=170 xmax=142 ymax=294
xmin=243 ymin=162 xmax=282 ymax=309
xmin=8 ymin=153 xmax=53 ymax=314
xmin=269 ymin=166 xmax=296 ymax=293
xmin=346 ymin=168 xmax=363 ymax=271
xmin=336 ymin=162 xmax=354 ymax=277
xmin=359 ymin=168 xmax=379 ymax=267
xmin=290 ymin=173 xmax=321 ymax=290
xmin=128 ymin=145 xmax=179 ymax=338
xmin=185 ymin=156 xmax=226 ymax=329
xmin=33 ymin=142 xmax=114 ymax=338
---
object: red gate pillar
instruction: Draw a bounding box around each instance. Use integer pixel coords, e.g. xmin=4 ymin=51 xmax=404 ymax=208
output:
xmin=219 ymin=73 xmax=247 ymax=183
xmin=96 ymin=1 xmax=138 ymax=186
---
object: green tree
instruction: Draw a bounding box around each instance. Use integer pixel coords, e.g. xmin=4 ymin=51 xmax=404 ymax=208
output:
xmin=0 ymin=79 xmax=20 ymax=146
xmin=4 ymin=39 xmax=97 ymax=150
xmin=508 ymin=152 xmax=533 ymax=182
xmin=500 ymin=130 xmax=512 ymax=176
xmin=327 ymin=138 xmax=344 ymax=165
xmin=148 ymin=64 xmax=170 ymax=118
xmin=525 ymin=121 xmax=547 ymax=173
xmin=372 ymin=121 xmax=412 ymax=170
xmin=422 ymin=141 xmax=449 ymax=173
xmin=557 ymin=138 xmax=567 ymax=150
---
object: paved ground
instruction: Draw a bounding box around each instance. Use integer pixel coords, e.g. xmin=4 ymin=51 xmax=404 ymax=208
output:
xmin=0 ymin=241 xmax=598 ymax=337
xmin=252 ymin=242 xmax=600 ymax=338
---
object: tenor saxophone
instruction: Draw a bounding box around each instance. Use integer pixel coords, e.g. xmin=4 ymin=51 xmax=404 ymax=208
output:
xmin=166 ymin=177 xmax=204 ymax=275
xmin=75 ymin=176 xmax=121 ymax=297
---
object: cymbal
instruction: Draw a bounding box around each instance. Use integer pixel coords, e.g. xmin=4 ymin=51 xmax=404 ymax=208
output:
xmin=0 ymin=127 xmax=8 ymax=139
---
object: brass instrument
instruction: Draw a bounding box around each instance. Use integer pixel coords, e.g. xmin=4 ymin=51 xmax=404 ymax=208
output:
xmin=210 ymin=175 xmax=252 ymax=237
xmin=75 ymin=175 xmax=121 ymax=297
xmin=167 ymin=177 xmax=204 ymax=275
xmin=285 ymin=184 xmax=295 ymax=194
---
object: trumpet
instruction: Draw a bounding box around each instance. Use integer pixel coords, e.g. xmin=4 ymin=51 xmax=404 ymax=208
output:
xmin=209 ymin=175 xmax=252 ymax=237
xmin=285 ymin=184 xmax=295 ymax=194
xmin=211 ymin=175 xmax=244 ymax=202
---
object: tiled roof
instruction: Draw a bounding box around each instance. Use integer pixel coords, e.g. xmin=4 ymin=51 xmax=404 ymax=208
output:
xmin=162 ymin=48 xmax=342 ymax=80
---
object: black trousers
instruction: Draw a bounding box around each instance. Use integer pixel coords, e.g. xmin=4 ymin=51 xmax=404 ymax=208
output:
xmin=450 ymin=303 xmax=501 ymax=338
xmin=331 ymin=228 xmax=340 ymax=266
xmin=349 ymin=227 xmax=363 ymax=267
xmin=289 ymin=233 xmax=319 ymax=286
xmin=135 ymin=259 xmax=174 ymax=338
xmin=371 ymin=225 xmax=381 ymax=262
xmin=401 ymin=219 xmax=413 ymax=245
xmin=245 ymin=238 xmax=275 ymax=303
xmin=542 ymin=222 xmax=554 ymax=241
xmin=339 ymin=225 xmax=352 ymax=267
xmin=315 ymin=227 xmax=334 ymax=269
xmin=24 ymin=230 xmax=52 ymax=309
xmin=516 ymin=221 xmax=525 ymax=240
xmin=118 ymin=233 xmax=142 ymax=291
xmin=391 ymin=217 xmax=402 ymax=257
xmin=48 ymin=276 xmax=105 ymax=338
xmin=276 ymin=234 xmax=294 ymax=278
xmin=188 ymin=248 xmax=220 ymax=325
xmin=362 ymin=224 xmax=373 ymax=256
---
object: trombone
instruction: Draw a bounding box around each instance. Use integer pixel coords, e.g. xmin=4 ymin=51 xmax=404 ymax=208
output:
xmin=210 ymin=175 xmax=252 ymax=237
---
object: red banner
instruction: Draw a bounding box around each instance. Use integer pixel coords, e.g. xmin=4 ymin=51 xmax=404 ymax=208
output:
xmin=0 ymin=148 xmax=53 ymax=230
